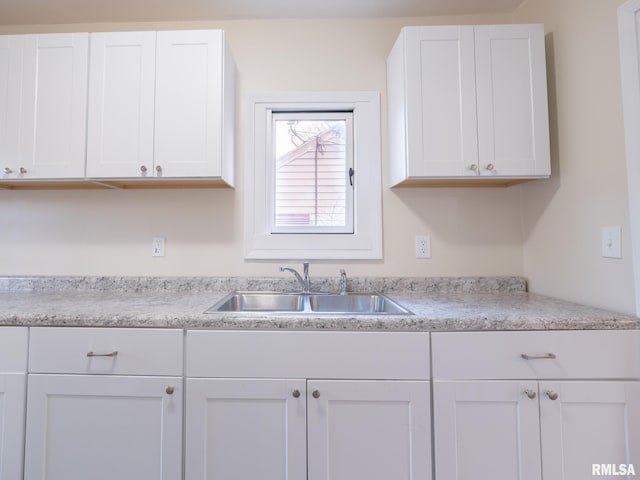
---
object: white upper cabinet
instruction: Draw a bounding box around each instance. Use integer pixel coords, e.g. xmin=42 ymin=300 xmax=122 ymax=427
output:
xmin=0 ymin=36 xmax=23 ymax=178
xmin=474 ymin=25 xmax=550 ymax=178
xmin=87 ymin=32 xmax=156 ymax=178
xmin=87 ymin=29 xmax=236 ymax=184
xmin=388 ymin=24 xmax=550 ymax=186
xmin=1 ymin=33 xmax=88 ymax=180
xmin=155 ymin=30 xmax=231 ymax=178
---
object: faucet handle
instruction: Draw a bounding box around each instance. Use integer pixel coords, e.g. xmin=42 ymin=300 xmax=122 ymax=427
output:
xmin=339 ymin=269 xmax=347 ymax=295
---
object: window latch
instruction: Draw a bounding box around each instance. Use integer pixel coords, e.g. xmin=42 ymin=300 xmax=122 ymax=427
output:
xmin=349 ymin=167 xmax=354 ymax=186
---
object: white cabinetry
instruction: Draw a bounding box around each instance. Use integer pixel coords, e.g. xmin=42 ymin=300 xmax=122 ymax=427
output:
xmin=87 ymin=29 xmax=235 ymax=184
xmin=185 ymin=330 xmax=432 ymax=480
xmin=0 ymin=33 xmax=88 ymax=180
xmin=0 ymin=327 xmax=28 ymax=480
xmin=387 ymin=24 xmax=550 ymax=186
xmin=431 ymin=330 xmax=640 ymax=480
xmin=87 ymin=32 xmax=156 ymax=178
xmin=306 ymin=379 xmax=430 ymax=480
xmin=24 ymin=328 xmax=183 ymax=480
xmin=0 ymin=36 xmax=23 ymax=177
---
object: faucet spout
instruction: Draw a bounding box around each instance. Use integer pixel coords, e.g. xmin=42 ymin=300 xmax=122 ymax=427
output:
xmin=280 ymin=261 xmax=311 ymax=293
xmin=339 ymin=269 xmax=347 ymax=295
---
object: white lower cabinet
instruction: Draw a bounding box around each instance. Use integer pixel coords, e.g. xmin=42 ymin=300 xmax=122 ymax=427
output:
xmin=306 ymin=379 xmax=430 ymax=480
xmin=185 ymin=330 xmax=432 ymax=480
xmin=14 ymin=326 xmax=640 ymax=480
xmin=24 ymin=327 xmax=184 ymax=480
xmin=433 ymin=380 xmax=542 ymax=479
xmin=539 ymin=381 xmax=640 ymax=479
xmin=432 ymin=331 xmax=640 ymax=480
xmin=0 ymin=328 xmax=28 ymax=480
xmin=25 ymin=374 xmax=183 ymax=480
xmin=185 ymin=378 xmax=307 ymax=479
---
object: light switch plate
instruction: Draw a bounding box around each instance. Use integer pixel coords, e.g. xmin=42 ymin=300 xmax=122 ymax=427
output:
xmin=601 ymin=226 xmax=622 ymax=259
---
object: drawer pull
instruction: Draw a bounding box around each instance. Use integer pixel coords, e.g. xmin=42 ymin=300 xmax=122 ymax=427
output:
xmin=521 ymin=353 xmax=556 ymax=360
xmin=86 ymin=350 xmax=118 ymax=358
xmin=524 ymin=389 xmax=537 ymax=399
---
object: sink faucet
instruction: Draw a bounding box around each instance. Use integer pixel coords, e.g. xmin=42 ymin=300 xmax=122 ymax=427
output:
xmin=280 ymin=261 xmax=311 ymax=293
xmin=339 ymin=269 xmax=347 ymax=295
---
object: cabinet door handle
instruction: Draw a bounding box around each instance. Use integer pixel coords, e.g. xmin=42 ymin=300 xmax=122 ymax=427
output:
xmin=3 ymin=167 xmax=12 ymax=174
xmin=521 ymin=353 xmax=557 ymax=360
xmin=486 ymin=163 xmax=495 ymax=171
xmin=524 ymin=389 xmax=537 ymax=399
xmin=140 ymin=165 xmax=147 ymax=173
xmin=86 ymin=350 xmax=118 ymax=357
xmin=292 ymin=389 xmax=301 ymax=398
xmin=546 ymin=390 xmax=559 ymax=401
xmin=312 ymin=390 xmax=320 ymax=399
xmin=166 ymin=386 xmax=175 ymax=395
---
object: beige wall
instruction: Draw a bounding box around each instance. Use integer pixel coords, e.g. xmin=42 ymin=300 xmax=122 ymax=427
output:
xmin=514 ymin=0 xmax=637 ymax=314
xmin=1 ymin=8 xmax=637 ymax=315
xmin=0 ymin=15 xmax=525 ymax=279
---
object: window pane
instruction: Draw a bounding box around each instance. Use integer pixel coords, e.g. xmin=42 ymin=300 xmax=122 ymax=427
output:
xmin=273 ymin=118 xmax=348 ymax=229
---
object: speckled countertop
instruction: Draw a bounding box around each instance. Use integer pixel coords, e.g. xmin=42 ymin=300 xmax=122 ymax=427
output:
xmin=0 ymin=276 xmax=636 ymax=331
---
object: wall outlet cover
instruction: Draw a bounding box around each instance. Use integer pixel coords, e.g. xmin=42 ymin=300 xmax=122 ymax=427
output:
xmin=415 ymin=235 xmax=431 ymax=259
xmin=152 ymin=237 xmax=166 ymax=257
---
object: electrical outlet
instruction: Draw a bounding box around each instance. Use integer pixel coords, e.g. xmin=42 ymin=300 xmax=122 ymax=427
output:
xmin=152 ymin=237 xmax=165 ymax=257
xmin=415 ymin=235 xmax=431 ymax=259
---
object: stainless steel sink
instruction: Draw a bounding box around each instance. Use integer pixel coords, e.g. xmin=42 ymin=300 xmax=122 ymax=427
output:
xmin=206 ymin=292 xmax=411 ymax=315
xmin=308 ymin=294 xmax=410 ymax=314
xmin=208 ymin=292 xmax=304 ymax=312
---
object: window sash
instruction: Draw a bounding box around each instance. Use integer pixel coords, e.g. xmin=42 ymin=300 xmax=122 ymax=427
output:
xmin=268 ymin=111 xmax=354 ymax=234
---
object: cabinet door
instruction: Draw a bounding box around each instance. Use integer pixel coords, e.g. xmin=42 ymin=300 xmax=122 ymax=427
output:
xmin=404 ymin=26 xmax=478 ymax=177
xmin=185 ymin=378 xmax=307 ymax=480
xmin=475 ymin=24 xmax=550 ymax=177
xmin=154 ymin=30 xmax=224 ymax=177
xmin=24 ymin=374 xmax=182 ymax=480
xmin=540 ymin=381 xmax=640 ymax=479
xmin=0 ymin=36 xmax=22 ymax=176
xmin=87 ymin=31 xmax=156 ymax=178
xmin=433 ymin=380 xmax=542 ymax=480
xmin=0 ymin=373 xmax=26 ymax=480
xmin=20 ymin=33 xmax=88 ymax=178
xmin=307 ymin=380 xmax=431 ymax=480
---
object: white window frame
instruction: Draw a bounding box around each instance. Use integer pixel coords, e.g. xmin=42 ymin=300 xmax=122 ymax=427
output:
xmin=244 ymin=92 xmax=382 ymax=260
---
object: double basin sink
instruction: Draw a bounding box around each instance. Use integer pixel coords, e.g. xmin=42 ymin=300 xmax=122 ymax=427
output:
xmin=207 ymin=292 xmax=411 ymax=315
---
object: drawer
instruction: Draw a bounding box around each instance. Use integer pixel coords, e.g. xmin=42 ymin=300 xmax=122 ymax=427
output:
xmin=0 ymin=327 xmax=28 ymax=372
xmin=432 ymin=330 xmax=640 ymax=380
xmin=29 ymin=327 xmax=183 ymax=375
xmin=186 ymin=330 xmax=430 ymax=380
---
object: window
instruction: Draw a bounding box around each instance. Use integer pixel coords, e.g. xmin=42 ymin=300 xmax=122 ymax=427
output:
xmin=245 ymin=92 xmax=382 ymax=260
xmin=271 ymin=111 xmax=353 ymax=234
